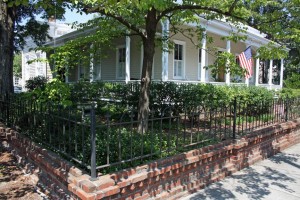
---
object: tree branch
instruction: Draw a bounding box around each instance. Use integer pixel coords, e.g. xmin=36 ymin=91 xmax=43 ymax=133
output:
xmin=82 ymin=6 xmax=146 ymax=39
xmin=228 ymin=0 xmax=239 ymax=14
xmin=157 ymin=4 xmax=246 ymax=22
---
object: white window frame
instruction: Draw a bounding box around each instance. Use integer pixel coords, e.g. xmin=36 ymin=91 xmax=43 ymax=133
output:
xmin=173 ymin=40 xmax=185 ymax=79
xmin=116 ymin=45 xmax=126 ymax=79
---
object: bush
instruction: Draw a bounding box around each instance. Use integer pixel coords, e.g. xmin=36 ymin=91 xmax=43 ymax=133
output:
xmin=26 ymin=78 xmax=72 ymax=106
xmin=284 ymin=73 xmax=300 ymax=89
xmin=23 ymin=80 xmax=276 ymax=118
xmin=25 ymin=76 xmax=47 ymax=91
xmin=279 ymin=88 xmax=300 ymax=99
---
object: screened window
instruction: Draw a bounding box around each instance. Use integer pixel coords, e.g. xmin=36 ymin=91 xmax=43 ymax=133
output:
xmin=174 ymin=43 xmax=184 ymax=79
xmin=117 ymin=47 xmax=126 ymax=79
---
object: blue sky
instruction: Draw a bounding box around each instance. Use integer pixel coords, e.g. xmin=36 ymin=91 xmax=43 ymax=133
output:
xmin=35 ymin=9 xmax=94 ymax=24
xmin=60 ymin=9 xmax=94 ymax=23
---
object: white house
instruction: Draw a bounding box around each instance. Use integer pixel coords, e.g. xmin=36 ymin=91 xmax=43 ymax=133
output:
xmin=21 ymin=18 xmax=74 ymax=90
xmin=48 ymin=18 xmax=285 ymax=90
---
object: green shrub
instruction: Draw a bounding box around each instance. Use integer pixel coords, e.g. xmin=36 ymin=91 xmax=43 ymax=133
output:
xmin=279 ymin=88 xmax=300 ymax=99
xmin=25 ymin=76 xmax=47 ymax=91
xmin=22 ymin=81 xmax=276 ymax=118
xmin=284 ymin=73 xmax=300 ymax=89
xmin=28 ymin=78 xmax=72 ymax=106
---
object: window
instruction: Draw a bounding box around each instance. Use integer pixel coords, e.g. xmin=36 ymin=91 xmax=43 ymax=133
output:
xmin=78 ymin=61 xmax=89 ymax=80
xmin=173 ymin=41 xmax=185 ymax=79
xmin=14 ymin=77 xmax=20 ymax=86
xmin=259 ymin=60 xmax=269 ymax=84
xmin=117 ymin=47 xmax=126 ymax=79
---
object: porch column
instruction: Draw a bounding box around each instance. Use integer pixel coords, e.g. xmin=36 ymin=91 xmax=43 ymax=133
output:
xmin=125 ymin=35 xmax=131 ymax=83
xmin=268 ymin=59 xmax=273 ymax=88
xmin=200 ymin=31 xmax=206 ymax=83
xmin=280 ymin=58 xmax=284 ymax=88
xmin=255 ymin=52 xmax=260 ymax=86
xmin=161 ymin=20 xmax=169 ymax=81
xmin=225 ymin=40 xmax=231 ymax=85
xmin=89 ymin=44 xmax=94 ymax=82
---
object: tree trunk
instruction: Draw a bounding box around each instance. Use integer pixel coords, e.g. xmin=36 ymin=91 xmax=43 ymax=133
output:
xmin=0 ymin=1 xmax=15 ymax=96
xmin=138 ymin=38 xmax=155 ymax=132
xmin=137 ymin=9 xmax=157 ymax=133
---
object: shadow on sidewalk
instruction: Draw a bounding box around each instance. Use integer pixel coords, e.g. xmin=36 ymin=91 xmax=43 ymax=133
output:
xmin=189 ymin=156 xmax=297 ymax=200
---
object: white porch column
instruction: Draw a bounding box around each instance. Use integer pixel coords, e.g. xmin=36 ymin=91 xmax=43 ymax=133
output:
xmin=268 ymin=59 xmax=273 ymax=88
xmin=255 ymin=52 xmax=260 ymax=86
xmin=200 ymin=31 xmax=207 ymax=83
xmin=161 ymin=20 xmax=169 ymax=81
xmin=280 ymin=58 xmax=284 ymax=88
xmin=89 ymin=44 xmax=94 ymax=82
xmin=125 ymin=35 xmax=131 ymax=83
xmin=225 ymin=40 xmax=231 ymax=85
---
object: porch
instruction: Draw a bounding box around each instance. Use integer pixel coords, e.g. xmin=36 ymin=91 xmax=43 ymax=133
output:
xmin=65 ymin=19 xmax=284 ymax=90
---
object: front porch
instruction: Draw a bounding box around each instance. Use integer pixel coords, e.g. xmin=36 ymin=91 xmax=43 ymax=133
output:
xmin=65 ymin=19 xmax=284 ymax=90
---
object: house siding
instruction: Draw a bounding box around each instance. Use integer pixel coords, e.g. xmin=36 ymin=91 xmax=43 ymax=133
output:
xmin=130 ymin=36 xmax=142 ymax=80
xmin=101 ymin=38 xmax=125 ymax=80
xmin=153 ymin=46 xmax=162 ymax=80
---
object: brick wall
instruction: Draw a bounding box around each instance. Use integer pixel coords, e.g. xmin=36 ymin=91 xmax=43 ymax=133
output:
xmin=0 ymin=126 xmax=79 ymax=200
xmin=1 ymin=119 xmax=300 ymax=200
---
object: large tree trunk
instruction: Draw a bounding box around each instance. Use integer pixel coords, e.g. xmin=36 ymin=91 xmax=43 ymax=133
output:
xmin=0 ymin=1 xmax=15 ymax=96
xmin=138 ymin=38 xmax=155 ymax=132
xmin=137 ymin=9 xmax=157 ymax=132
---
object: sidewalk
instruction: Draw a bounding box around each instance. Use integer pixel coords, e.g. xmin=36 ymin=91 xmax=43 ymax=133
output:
xmin=182 ymin=143 xmax=300 ymax=200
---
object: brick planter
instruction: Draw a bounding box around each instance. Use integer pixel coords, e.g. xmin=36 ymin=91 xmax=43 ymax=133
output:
xmin=1 ymin=119 xmax=300 ymax=200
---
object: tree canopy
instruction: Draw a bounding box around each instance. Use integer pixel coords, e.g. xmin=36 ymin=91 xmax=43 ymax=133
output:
xmin=0 ymin=0 xmax=68 ymax=94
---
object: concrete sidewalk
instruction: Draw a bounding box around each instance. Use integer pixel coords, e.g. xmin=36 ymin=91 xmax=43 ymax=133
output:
xmin=182 ymin=143 xmax=300 ymax=200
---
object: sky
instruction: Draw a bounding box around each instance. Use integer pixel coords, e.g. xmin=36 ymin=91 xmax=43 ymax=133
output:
xmin=35 ymin=8 xmax=94 ymax=24
xmin=58 ymin=9 xmax=94 ymax=24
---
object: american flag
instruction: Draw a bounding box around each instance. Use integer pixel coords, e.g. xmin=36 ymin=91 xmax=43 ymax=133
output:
xmin=238 ymin=47 xmax=253 ymax=79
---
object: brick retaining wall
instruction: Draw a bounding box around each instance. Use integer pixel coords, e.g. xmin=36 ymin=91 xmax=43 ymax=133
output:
xmin=1 ymin=119 xmax=300 ymax=200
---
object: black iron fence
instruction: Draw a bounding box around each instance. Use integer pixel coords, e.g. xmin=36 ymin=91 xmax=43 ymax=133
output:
xmin=0 ymin=95 xmax=300 ymax=179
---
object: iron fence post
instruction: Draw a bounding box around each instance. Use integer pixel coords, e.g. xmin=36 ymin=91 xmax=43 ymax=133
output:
xmin=90 ymin=102 xmax=98 ymax=181
xmin=285 ymin=99 xmax=289 ymax=122
xmin=232 ymin=97 xmax=237 ymax=139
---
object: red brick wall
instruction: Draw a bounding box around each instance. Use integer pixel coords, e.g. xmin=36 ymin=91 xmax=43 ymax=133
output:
xmin=2 ymin=119 xmax=300 ymax=200
xmin=0 ymin=126 xmax=79 ymax=200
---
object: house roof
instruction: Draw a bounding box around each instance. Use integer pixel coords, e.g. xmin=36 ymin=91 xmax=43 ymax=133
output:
xmin=192 ymin=18 xmax=273 ymax=48
xmin=47 ymin=17 xmax=275 ymax=49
